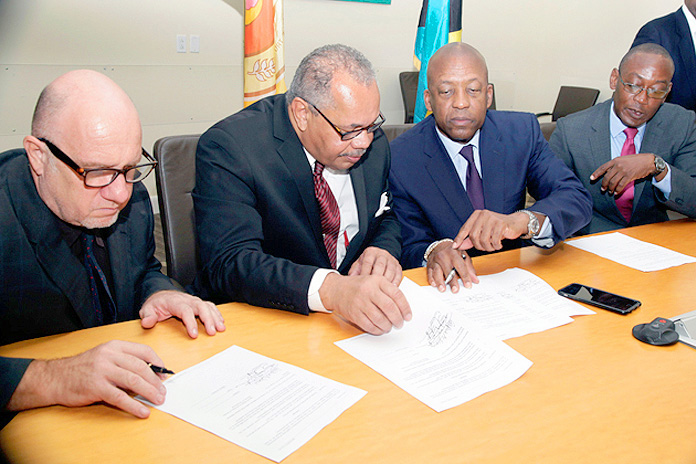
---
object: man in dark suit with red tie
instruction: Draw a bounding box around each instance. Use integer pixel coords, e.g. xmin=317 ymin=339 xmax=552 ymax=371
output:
xmin=550 ymin=44 xmax=696 ymax=235
xmin=193 ymin=44 xmax=411 ymax=336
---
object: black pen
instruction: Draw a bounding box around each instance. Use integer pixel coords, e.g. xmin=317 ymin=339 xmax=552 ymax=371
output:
xmin=148 ymin=363 xmax=175 ymax=375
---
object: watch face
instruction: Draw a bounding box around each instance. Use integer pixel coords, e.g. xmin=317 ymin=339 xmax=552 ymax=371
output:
xmin=655 ymin=156 xmax=666 ymax=172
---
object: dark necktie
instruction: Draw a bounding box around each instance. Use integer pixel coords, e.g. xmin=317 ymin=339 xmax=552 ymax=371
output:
xmin=616 ymin=127 xmax=638 ymax=222
xmin=459 ymin=145 xmax=484 ymax=210
xmin=83 ymin=233 xmax=116 ymax=324
xmin=313 ymin=162 xmax=341 ymax=269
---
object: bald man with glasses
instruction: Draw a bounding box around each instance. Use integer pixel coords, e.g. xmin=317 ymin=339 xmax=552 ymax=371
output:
xmin=550 ymin=43 xmax=696 ymax=234
xmin=192 ymin=44 xmax=411 ymax=336
xmin=0 ymin=70 xmax=225 ymax=425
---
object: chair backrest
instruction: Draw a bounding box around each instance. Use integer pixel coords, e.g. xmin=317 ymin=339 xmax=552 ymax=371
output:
xmin=399 ymin=71 xmax=419 ymax=124
xmin=382 ymin=124 xmax=414 ymax=142
xmin=552 ymin=86 xmax=600 ymax=121
xmin=540 ymin=121 xmax=556 ymax=141
xmin=153 ymin=134 xmax=201 ymax=288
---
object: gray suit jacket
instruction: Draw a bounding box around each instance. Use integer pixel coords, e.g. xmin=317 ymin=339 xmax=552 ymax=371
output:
xmin=549 ymin=100 xmax=696 ymax=235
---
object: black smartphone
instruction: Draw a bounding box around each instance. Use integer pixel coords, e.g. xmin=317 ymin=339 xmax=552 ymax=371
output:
xmin=557 ymin=283 xmax=641 ymax=314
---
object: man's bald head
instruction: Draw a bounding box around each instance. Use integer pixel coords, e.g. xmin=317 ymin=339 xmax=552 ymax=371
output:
xmin=31 ymin=70 xmax=141 ymax=142
xmin=427 ymin=42 xmax=489 ymax=91
xmin=24 ymin=70 xmax=143 ymax=229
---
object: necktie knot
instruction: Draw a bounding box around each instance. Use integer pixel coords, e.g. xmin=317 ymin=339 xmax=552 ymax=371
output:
xmin=459 ymin=145 xmax=475 ymax=163
xmin=314 ymin=161 xmax=325 ymax=177
xmin=623 ymin=127 xmax=638 ymax=142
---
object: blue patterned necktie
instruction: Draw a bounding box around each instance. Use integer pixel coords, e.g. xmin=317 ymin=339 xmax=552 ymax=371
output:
xmin=83 ymin=233 xmax=116 ymax=324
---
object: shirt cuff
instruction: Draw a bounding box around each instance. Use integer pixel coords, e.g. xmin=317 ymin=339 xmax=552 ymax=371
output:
xmin=651 ymin=165 xmax=672 ymax=199
xmin=531 ymin=216 xmax=555 ymax=248
xmin=307 ymin=268 xmax=339 ymax=313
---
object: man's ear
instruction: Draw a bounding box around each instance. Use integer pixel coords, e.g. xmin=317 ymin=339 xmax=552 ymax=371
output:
xmin=23 ymin=136 xmax=48 ymax=176
xmin=609 ymin=68 xmax=619 ymax=91
xmin=424 ymin=89 xmax=432 ymax=113
xmin=289 ymin=97 xmax=310 ymax=132
xmin=485 ymin=83 xmax=494 ymax=110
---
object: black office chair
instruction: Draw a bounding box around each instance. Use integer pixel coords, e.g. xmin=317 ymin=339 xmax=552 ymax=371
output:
xmin=399 ymin=71 xmax=419 ymax=124
xmin=153 ymin=134 xmax=201 ymax=288
xmin=536 ymin=86 xmax=600 ymax=121
xmin=399 ymin=71 xmax=497 ymax=123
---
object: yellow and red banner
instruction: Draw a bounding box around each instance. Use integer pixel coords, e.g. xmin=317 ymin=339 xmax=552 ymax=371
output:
xmin=244 ymin=0 xmax=286 ymax=107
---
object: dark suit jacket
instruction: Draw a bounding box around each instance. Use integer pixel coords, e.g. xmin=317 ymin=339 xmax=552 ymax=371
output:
xmin=632 ymin=8 xmax=696 ymax=112
xmin=0 ymin=149 xmax=174 ymax=413
xmin=192 ymin=94 xmax=401 ymax=313
xmin=389 ymin=112 xmax=592 ymax=269
xmin=550 ymin=100 xmax=696 ymax=235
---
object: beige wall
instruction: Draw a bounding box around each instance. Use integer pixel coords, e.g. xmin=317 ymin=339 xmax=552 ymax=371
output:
xmin=0 ymin=0 xmax=682 ymax=198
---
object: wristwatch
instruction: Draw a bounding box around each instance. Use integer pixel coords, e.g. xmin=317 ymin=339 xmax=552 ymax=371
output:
xmin=653 ymin=155 xmax=667 ymax=176
xmin=517 ymin=210 xmax=540 ymax=239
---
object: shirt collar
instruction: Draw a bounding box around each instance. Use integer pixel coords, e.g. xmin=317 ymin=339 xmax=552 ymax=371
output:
xmin=609 ymin=101 xmax=646 ymax=139
xmin=434 ymin=124 xmax=481 ymax=163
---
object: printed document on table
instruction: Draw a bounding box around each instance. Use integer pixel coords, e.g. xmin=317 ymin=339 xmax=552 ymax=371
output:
xmin=567 ymin=232 xmax=696 ymax=272
xmin=138 ymin=346 xmax=365 ymax=463
xmin=421 ymin=268 xmax=594 ymax=340
xmin=335 ymin=278 xmax=532 ymax=413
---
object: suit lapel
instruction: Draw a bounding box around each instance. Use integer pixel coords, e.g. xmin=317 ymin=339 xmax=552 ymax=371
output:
xmin=589 ymin=102 xmax=628 ymax=224
xmin=478 ymin=116 xmax=505 ymax=213
xmin=273 ymin=98 xmax=328 ymax=263
xmin=344 ymin=164 xmax=367 ymax=267
xmin=8 ymin=169 xmax=98 ymax=328
xmin=107 ymin=210 xmax=132 ymax=317
xmin=423 ymin=120 xmax=473 ymax=224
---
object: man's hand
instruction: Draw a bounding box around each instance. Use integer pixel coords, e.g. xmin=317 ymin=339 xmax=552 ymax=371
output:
xmin=140 ymin=290 xmax=225 ymax=338
xmin=590 ymin=153 xmax=664 ymax=195
xmin=348 ymin=246 xmax=402 ymax=285
xmin=426 ymin=241 xmax=479 ymax=293
xmin=452 ymin=210 xmax=531 ymax=252
xmin=319 ymin=273 xmax=412 ymax=335
xmin=6 ymin=341 xmax=167 ymax=418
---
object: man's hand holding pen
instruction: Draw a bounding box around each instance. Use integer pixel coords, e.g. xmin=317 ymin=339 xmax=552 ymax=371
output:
xmin=426 ymin=239 xmax=479 ymax=293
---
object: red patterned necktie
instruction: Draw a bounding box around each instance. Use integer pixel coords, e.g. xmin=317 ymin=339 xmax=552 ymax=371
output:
xmin=313 ymin=162 xmax=340 ymax=268
xmin=615 ymin=127 xmax=638 ymax=222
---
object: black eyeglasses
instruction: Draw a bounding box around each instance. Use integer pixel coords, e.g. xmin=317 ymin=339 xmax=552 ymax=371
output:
xmin=308 ymin=102 xmax=385 ymax=141
xmin=38 ymin=137 xmax=157 ymax=188
xmin=617 ymin=73 xmax=670 ymax=99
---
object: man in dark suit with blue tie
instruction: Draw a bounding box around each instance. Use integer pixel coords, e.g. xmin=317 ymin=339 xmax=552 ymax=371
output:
xmin=632 ymin=0 xmax=696 ymax=112
xmin=1 ymin=70 xmax=225 ymax=424
xmin=389 ymin=43 xmax=592 ymax=292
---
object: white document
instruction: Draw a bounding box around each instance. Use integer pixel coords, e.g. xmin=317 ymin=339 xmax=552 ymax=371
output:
xmin=422 ymin=268 xmax=593 ymax=340
xmin=335 ymin=278 xmax=532 ymax=413
xmin=566 ymin=232 xmax=696 ymax=272
xmin=138 ymin=346 xmax=366 ymax=463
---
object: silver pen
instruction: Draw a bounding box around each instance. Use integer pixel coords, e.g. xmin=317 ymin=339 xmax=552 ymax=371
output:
xmin=444 ymin=269 xmax=457 ymax=285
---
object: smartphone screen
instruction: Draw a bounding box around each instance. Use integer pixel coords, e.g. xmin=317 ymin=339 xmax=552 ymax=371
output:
xmin=558 ymin=283 xmax=641 ymax=314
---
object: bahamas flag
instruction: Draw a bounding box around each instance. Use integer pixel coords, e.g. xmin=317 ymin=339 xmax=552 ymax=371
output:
xmin=244 ymin=0 xmax=287 ymax=107
xmin=413 ymin=0 xmax=462 ymax=122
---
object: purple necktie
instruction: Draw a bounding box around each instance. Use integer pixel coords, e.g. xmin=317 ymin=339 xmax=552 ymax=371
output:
xmin=616 ymin=127 xmax=638 ymax=222
xmin=313 ymin=162 xmax=340 ymax=269
xmin=460 ymin=145 xmax=484 ymax=210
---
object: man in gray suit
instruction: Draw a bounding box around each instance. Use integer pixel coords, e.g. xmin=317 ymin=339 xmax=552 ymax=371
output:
xmin=550 ymin=43 xmax=696 ymax=235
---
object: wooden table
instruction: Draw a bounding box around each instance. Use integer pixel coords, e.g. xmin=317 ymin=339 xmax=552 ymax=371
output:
xmin=2 ymin=220 xmax=696 ymax=463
